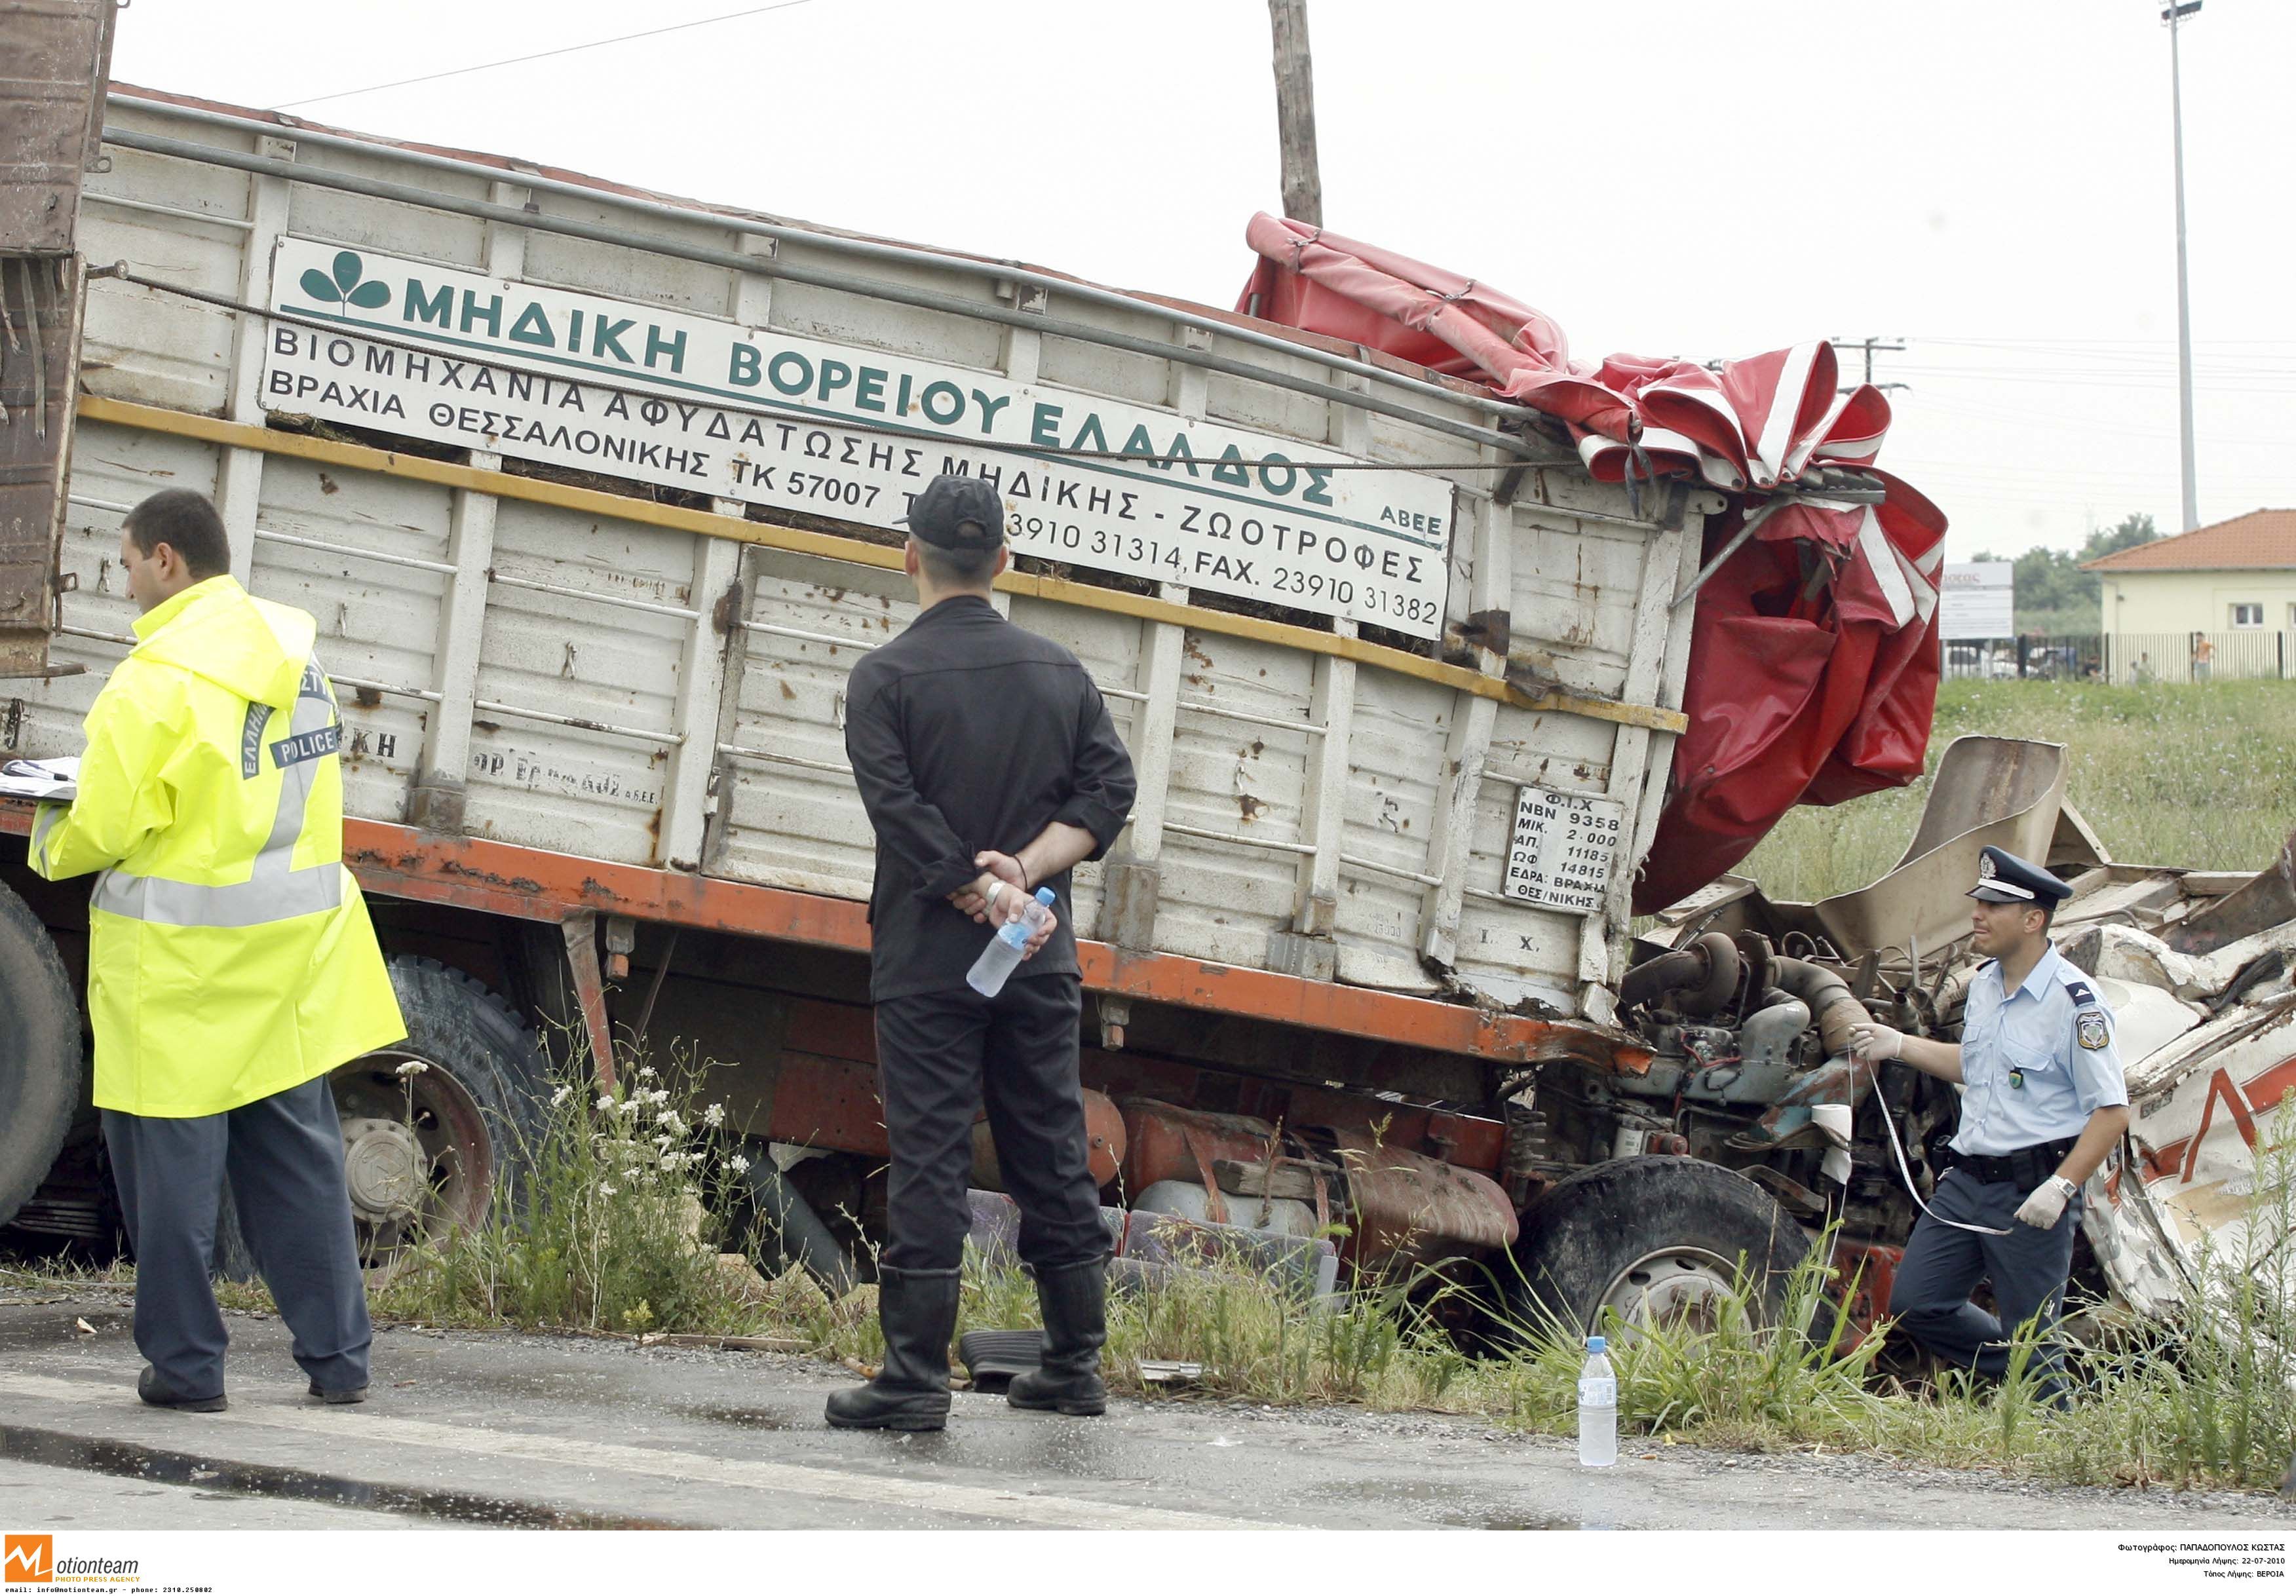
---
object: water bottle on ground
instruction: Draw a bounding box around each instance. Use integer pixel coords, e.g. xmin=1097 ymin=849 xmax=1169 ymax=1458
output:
xmin=1577 ymin=1335 xmax=1617 ymax=1468
xmin=966 ymin=886 xmax=1057 ymax=997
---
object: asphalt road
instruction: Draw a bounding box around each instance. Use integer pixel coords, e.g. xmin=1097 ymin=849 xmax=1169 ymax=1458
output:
xmin=3 ymin=1297 xmax=2291 ymax=1532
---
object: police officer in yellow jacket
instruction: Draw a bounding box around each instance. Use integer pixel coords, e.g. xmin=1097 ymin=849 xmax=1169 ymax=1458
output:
xmin=29 ymin=489 xmax=406 ymax=1412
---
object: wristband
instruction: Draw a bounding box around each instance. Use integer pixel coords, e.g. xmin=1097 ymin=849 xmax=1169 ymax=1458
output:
xmin=985 ymin=880 xmax=1004 ymax=907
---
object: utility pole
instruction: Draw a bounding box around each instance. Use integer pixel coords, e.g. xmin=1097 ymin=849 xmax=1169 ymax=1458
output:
xmin=1268 ymin=0 xmax=1322 ymax=226
xmin=1830 ymin=335 xmax=1907 ymax=394
xmin=2164 ymin=1 xmax=2202 ymax=532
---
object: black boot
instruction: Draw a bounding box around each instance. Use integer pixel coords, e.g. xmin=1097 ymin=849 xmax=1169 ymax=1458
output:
xmin=1008 ymin=1257 xmax=1107 ymax=1416
xmin=825 ymin=1266 xmax=961 ymax=1431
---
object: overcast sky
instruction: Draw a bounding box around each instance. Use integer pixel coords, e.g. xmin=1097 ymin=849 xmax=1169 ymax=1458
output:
xmin=111 ymin=0 xmax=2295 ymax=559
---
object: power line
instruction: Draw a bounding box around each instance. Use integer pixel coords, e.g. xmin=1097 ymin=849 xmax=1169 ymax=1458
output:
xmin=1831 ymin=334 xmax=1907 ymax=394
xmin=270 ymin=0 xmax=821 ymax=111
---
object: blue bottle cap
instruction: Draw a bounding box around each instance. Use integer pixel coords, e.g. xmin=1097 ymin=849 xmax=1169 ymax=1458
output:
xmin=1034 ymin=886 xmax=1056 ymax=905
xmin=1586 ymin=1335 xmax=1606 ymax=1353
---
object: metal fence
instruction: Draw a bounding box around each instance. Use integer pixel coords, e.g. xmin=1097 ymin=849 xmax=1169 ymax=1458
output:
xmin=1941 ymin=630 xmax=2296 ymax=685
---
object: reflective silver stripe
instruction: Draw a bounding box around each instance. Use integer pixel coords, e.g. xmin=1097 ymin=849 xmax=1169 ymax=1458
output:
xmin=90 ymin=655 xmax=347 ymax=930
xmin=29 ymin=803 xmax=64 ymax=874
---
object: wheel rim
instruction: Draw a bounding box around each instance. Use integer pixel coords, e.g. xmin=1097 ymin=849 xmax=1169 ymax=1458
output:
xmin=1596 ymin=1245 xmax=1740 ymax=1342
xmin=329 ymin=1048 xmax=495 ymax=1261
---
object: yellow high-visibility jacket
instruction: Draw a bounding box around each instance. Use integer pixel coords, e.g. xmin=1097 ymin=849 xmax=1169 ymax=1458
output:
xmin=29 ymin=576 xmax=406 ymax=1116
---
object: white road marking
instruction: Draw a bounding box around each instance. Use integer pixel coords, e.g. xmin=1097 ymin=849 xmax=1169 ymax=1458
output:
xmin=0 ymin=1373 xmax=1284 ymax=1532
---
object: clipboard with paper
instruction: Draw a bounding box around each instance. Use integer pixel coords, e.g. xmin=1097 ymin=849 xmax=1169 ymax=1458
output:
xmin=0 ymin=757 xmax=80 ymax=803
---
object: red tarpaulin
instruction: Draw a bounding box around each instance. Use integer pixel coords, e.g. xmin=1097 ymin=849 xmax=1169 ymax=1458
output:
xmin=1238 ymin=216 xmax=1946 ymax=913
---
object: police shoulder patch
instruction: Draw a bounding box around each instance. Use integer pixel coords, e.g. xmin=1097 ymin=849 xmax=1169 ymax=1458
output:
xmin=2064 ymin=978 xmax=2097 ymax=1006
xmin=2076 ymin=1009 xmax=2110 ymax=1051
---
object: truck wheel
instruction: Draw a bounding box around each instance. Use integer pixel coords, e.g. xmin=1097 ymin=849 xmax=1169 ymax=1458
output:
xmin=1506 ymin=1156 xmax=1810 ymax=1343
xmin=326 ymin=957 xmax=552 ymax=1261
xmin=0 ymin=879 xmax=81 ymax=1233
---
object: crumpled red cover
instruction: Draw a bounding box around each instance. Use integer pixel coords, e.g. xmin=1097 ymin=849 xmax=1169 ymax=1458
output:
xmin=1238 ymin=216 xmax=1945 ymax=913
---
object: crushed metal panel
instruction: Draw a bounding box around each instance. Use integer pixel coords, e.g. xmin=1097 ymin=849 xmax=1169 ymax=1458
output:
xmin=1808 ymin=735 xmax=2066 ymax=959
xmin=2092 ymin=995 xmax=2296 ymax=1318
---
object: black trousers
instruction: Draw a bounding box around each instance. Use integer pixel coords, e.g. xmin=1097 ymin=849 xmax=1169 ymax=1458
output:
xmin=102 ymin=1074 xmax=372 ymax=1399
xmin=1888 ymin=1166 xmax=2082 ymax=1405
xmin=874 ymin=974 xmax=1107 ymax=1274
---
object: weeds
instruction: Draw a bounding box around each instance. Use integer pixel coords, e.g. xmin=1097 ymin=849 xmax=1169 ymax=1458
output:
xmin=372 ymin=1048 xmax=769 ymax=1335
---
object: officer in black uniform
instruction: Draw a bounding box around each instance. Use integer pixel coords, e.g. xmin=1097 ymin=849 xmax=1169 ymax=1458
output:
xmin=828 ymin=474 xmax=1138 ymax=1432
xmin=1850 ymin=846 xmax=2131 ymax=1407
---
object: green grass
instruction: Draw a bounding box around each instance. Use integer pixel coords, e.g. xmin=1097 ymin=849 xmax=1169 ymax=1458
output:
xmin=1740 ymin=679 xmax=2296 ymax=903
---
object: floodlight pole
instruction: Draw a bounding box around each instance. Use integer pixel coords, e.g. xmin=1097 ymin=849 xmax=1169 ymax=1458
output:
xmin=2166 ymin=0 xmax=2202 ymax=533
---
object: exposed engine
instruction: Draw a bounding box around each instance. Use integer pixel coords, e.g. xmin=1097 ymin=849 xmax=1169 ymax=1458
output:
xmin=1534 ymin=930 xmax=1965 ymax=1247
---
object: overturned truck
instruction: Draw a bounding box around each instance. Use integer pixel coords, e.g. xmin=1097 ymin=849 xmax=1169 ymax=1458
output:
xmin=1 ymin=71 xmax=2281 ymax=1337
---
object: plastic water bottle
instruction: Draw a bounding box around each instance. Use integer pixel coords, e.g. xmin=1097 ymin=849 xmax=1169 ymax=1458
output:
xmin=966 ymin=886 xmax=1057 ymax=997
xmin=1577 ymin=1335 xmax=1617 ymax=1468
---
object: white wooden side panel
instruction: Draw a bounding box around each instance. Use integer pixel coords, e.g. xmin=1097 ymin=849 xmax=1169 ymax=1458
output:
xmin=459 ymin=503 xmax=692 ymax=862
xmin=1004 ymin=594 xmax=1145 ymax=938
xmin=77 ymin=149 xmax=250 ymax=415
xmin=710 ymin=550 xmax=902 ymax=900
xmin=1332 ymin=673 xmax=1451 ymax=992
xmin=245 ymin=456 xmax=450 ymax=823
xmin=1151 ymin=630 xmax=1316 ymax=967
xmin=12 ymin=423 xmax=220 ymax=753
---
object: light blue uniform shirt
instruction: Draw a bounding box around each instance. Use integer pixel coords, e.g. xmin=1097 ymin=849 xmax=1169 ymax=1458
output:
xmin=1953 ymin=945 xmax=2128 ymax=1156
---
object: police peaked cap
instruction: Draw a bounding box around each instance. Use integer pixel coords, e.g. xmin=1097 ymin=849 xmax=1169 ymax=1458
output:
xmin=1968 ymin=845 xmax=2071 ymax=905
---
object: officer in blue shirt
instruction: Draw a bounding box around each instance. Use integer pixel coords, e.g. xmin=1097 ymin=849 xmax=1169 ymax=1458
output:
xmin=1848 ymin=846 xmax=2130 ymax=1406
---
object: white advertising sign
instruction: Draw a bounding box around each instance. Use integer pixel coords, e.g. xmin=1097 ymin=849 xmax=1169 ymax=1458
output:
xmin=1939 ymin=561 xmax=2015 ymax=640
xmin=258 ymin=240 xmax=1455 ymax=637
xmin=1504 ymin=786 xmax=1626 ymax=916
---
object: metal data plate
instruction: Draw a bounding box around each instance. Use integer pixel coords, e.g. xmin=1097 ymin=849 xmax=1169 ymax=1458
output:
xmin=1503 ymin=785 xmax=1625 ymax=916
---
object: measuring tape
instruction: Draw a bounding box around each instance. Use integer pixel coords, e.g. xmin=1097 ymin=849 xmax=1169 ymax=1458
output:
xmin=1871 ymin=1084 xmax=2013 ymax=1238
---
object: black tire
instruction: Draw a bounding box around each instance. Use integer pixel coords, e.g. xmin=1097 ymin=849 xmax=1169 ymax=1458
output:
xmin=0 ymin=878 xmax=81 ymax=1232
xmin=324 ymin=957 xmax=552 ymax=1260
xmin=1506 ymin=1156 xmax=1810 ymax=1341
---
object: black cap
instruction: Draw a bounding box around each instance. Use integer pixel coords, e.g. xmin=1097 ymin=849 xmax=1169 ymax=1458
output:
xmin=1968 ymin=845 xmax=2071 ymax=905
xmin=896 ymin=474 xmax=1004 ymax=550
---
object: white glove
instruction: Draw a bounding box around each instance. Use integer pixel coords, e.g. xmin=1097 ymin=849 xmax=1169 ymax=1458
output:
xmin=1846 ymin=1021 xmax=1904 ymax=1063
xmin=2014 ymin=1176 xmax=2074 ymax=1229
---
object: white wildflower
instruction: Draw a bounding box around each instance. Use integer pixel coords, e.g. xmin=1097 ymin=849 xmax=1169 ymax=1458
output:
xmin=653 ymin=1110 xmax=687 ymax=1136
xmin=394 ymin=1059 xmax=429 ymax=1078
xmin=701 ymin=1103 xmax=725 ymax=1128
xmin=636 ymin=1065 xmax=657 ymax=1080
xmin=727 ymin=1153 xmax=752 ymax=1175
xmin=600 ymin=1183 xmax=618 ymax=1198
xmin=550 ymin=1085 xmax=572 ymax=1107
xmin=595 ymin=1093 xmax=615 ymax=1113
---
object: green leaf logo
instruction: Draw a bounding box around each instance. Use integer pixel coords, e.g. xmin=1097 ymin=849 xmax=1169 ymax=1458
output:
xmin=298 ymin=250 xmax=391 ymax=314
